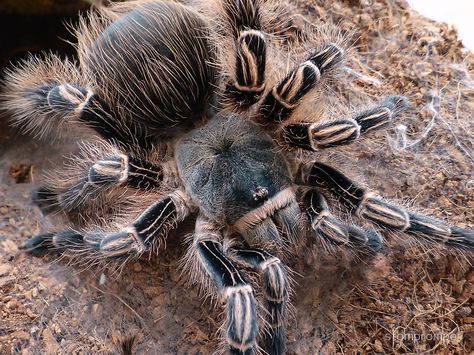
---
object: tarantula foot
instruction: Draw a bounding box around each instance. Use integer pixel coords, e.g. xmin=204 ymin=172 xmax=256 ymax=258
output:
xmin=446 ymin=227 xmax=474 ymax=249
xmin=263 ymin=326 xmax=285 ymax=355
xmin=383 ymin=95 xmax=411 ymax=115
xmin=347 ymin=226 xmax=384 ymax=252
xmin=32 ymin=186 xmax=58 ymax=215
xmin=22 ymin=233 xmax=55 ymax=256
xmin=355 ymin=95 xmax=410 ymax=134
xmin=22 ymin=230 xmax=84 ymax=256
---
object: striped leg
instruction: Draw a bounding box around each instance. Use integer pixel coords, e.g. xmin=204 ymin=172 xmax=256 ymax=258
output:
xmin=23 ymin=192 xmax=189 ymax=258
xmin=3 ymin=56 xmax=149 ymax=149
xmin=33 ymin=152 xmax=173 ymax=214
xmin=303 ymin=189 xmax=383 ymax=252
xmin=299 ymin=162 xmax=474 ymax=250
xmin=188 ymin=216 xmax=258 ymax=354
xmin=232 ymin=248 xmax=290 ymax=355
xmin=282 ymin=96 xmax=409 ymax=150
xmin=87 ymin=154 xmax=167 ymax=190
xmin=38 ymin=84 xmax=137 ymax=145
xmin=259 ymin=43 xmax=344 ymax=123
xmin=223 ymin=0 xmax=267 ymax=109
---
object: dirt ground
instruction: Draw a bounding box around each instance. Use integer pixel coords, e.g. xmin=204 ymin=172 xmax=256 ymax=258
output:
xmin=1 ymin=0 xmax=473 ymax=354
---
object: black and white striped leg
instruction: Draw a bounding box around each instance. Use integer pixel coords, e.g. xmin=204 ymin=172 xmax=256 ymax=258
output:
xmin=33 ymin=154 xmax=171 ymax=214
xmin=24 ymin=192 xmax=189 ymax=258
xmin=191 ymin=216 xmax=258 ymax=354
xmin=16 ymin=82 xmax=149 ymax=149
xmin=299 ymin=162 xmax=474 ymax=250
xmin=233 ymin=248 xmax=289 ymax=355
xmin=259 ymin=43 xmax=344 ymax=123
xmin=282 ymin=96 xmax=410 ymax=150
xmin=303 ymin=189 xmax=383 ymax=252
xmin=223 ymin=0 xmax=266 ymax=109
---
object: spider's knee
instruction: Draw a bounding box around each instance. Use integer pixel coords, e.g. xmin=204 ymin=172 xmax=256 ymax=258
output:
xmin=260 ymin=43 xmax=344 ymax=122
xmin=42 ymin=83 xmax=92 ymax=113
xmin=88 ymin=154 xmax=129 ymax=185
xmin=98 ymin=228 xmax=146 ymax=258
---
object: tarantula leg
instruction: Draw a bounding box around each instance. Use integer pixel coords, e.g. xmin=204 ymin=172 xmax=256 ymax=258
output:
xmin=259 ymin=43 xmax=344 ymax=122
xmin=225 ymin=30 xmax=267 ymax=108
xmin=24 ymin=192 xmax=189 ymax=258
xmin=87 ymin=154 xmax=165 ymax=190
xmin=232 ymin=248 xmax=290 ymax=355
xmin=299 ymin=162 xmax=474 ymax=250
xmin=33 ymin=153 xmax=172 ymax=214
xmin=190 ymin=216 xmax=258 ymax=354
xmin=5 ymin=72 xmax=148 ymax=148
xmin=282 ymin=96 xmax=410 ymax=150
xmin=50 ymin=84 xmax=146 ymax=147
xmin=303 ymin=189 xmax=383 ymax=252
xmin=223 ymin=0 xmax=267 ymax=108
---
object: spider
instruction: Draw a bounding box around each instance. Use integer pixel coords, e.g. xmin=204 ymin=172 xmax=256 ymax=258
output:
xmin=2 ymin=0 xmax=473 ymax=354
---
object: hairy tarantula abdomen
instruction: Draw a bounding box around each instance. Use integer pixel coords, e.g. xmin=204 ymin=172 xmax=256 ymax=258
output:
xmin=176 ymin=113 xmax=294 ymax=227
xmin=84 ymin=1 xmax=217 ymax=139
xmin=2 ymin=1 xmax=218 ymax=147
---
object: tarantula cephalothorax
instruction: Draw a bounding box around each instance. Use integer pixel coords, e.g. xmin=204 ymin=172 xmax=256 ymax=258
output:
xmin=2 ymin=0 xmax=474 ymax=354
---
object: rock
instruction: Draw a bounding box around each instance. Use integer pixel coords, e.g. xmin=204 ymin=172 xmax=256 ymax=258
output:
xmin=0 ymin=263 xmax=12 ymax=276
xmin=10 ymin=330 xmax=29 ymax=340
xmin=42 ymin=328 xmax=59 ymax=353
xmin=0 ymin=276 xmax=15 ymax=288
xmin=6 ymin=299 xmax=20 ymax=310
xmin=373 ymin=339 xmax=384 ymax=353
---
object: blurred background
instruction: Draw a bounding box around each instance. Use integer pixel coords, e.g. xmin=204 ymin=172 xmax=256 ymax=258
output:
xmin=409 ymin=0 xmax=474 ymax=50
xmin=0 ymin=0 xmax=472 ymax=69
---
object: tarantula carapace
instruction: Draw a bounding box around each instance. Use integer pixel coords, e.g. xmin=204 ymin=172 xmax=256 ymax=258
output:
xmin=2 ymin=0 xmax=473 ymax=354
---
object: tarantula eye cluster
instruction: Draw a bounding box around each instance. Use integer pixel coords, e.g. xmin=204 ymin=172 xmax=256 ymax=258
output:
xmin=1 ymin=0 xmax=473 ymax=354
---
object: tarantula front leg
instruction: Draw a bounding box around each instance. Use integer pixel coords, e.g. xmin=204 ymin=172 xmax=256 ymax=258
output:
xmin=24 ymin=191 xmax=189 ymax=258
xmin=231 ymin=248 xmax=290 ymax=355
xmin=298 ymin=162 xmax=474 ymax=250
xmin=302 ymin=188 xmax=383 ymax=252
xmin=282 ymin=96 xmax=409 ymax=150
xmin=222 ymin=0 xmax=267 ymax=109
xmin=186 ymin=216 xmax=258 ymax=354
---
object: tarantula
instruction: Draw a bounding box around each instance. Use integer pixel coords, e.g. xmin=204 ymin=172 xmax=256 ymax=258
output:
xmin=2 ymin=0 xmax=473 ymax=354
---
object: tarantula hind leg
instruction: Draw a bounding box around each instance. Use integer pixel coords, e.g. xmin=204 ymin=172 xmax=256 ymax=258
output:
xmin=33 ymin=151 xmax=171 ymax=214
xmin=186 ymin=215 xmax=258 ymax=354
xmin=282 ymin=96 xmax=410 ymax=150
xmin=222 ymin=0 xmax=267 ymax=109
xmin=4 ymin=65 xmax=148 ymax=149
xmin=23 ymin=192 xmax=189 ymax=258
xmin=231 ymin=248 xmax=290 ymax=355
xmin=299 ymin=162 xmax=474 ymax=250
xmin=302 ymin=188 xmax=383 ymax=253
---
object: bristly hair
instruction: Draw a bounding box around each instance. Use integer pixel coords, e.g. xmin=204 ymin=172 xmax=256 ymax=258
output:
xmin=1 ymin=54 xmax=87 ymax=139
xmin=120 ymin=334 xmax=137 ymax=355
